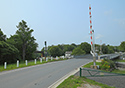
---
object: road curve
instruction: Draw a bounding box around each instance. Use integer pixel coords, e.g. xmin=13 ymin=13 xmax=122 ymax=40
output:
xmin=0 ymin=58 xmax=92 ymax=88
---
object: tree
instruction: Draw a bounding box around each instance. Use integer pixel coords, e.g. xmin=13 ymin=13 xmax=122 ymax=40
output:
xmin=0 ymin=29 xmax=6 ymax=41
xmin=7 ymin=20 xmax=38 ymax=60
xmin=25 ymin=37 xmax=38 ymax=60
xmin=80 ymin=42 xmax=91 ymax=54
xmin=0 ymin=29 xmax=19 ymax=64
xmin=0 ymin=41 xmax=19 ymax=64
xmin=72 ymin=47 xmax=86 ymax=55
xmin=49 ymin=46 xmax=63 ymax=57
xmin=71 ymin=43 xmax=77 ymax=47
xmin=63 ymin=44 xmax=76 ymax=53
xmin=120 ymin=41 xmax=125 ymax=52
xmin=107 ymin=45 xmax=115 ymax=54
xmin=102 ymin=44 xmax=108 ymax=54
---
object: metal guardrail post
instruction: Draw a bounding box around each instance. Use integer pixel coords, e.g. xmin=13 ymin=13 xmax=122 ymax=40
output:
xmin=80 ymin=68 xmax=82 ymax=77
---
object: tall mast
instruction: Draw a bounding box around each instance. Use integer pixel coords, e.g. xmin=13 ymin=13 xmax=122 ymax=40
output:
xmin=89 ymin=4 xmax=96 ymax=66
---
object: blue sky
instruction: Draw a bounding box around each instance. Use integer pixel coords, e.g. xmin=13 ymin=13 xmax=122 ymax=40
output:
xmin=0 ymin=0 xmax=125 ymax=50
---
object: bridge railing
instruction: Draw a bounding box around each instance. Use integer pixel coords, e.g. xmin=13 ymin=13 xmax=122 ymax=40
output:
xmin=98 ymin=54 xmax=120 ymax=60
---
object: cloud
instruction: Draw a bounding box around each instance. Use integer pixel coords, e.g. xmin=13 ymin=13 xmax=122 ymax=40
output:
xmin=82 ymin=35 xmax=89 ymax=40
xmin=114 ymin=18 xmax=125 ymax=29
xmin=104 ymin=9 xmax=112 ymax=16
xmin=95 ymin=34 xmax=103 ymax=39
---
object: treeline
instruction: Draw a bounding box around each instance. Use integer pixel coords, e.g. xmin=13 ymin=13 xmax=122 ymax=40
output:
xmin=43 ymin=41 xmax=125 ymax=57
xmin=0 ymin=20 xmax=38 ymax=65
xmin=0 ymin=20 xmax=125 ymax=65
xmin=43 ymin=42 xmax=91 ymax=57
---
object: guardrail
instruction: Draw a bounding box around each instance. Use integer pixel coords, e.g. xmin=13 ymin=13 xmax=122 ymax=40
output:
xmin=98 ymin=54 xmax=120 ymax=60
xmin=79 ymin=68 xmax=125 ymax=77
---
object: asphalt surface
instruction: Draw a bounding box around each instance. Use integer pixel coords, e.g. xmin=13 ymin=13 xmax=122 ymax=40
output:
xmin=0 ymin=58 xmax=92 ymax=88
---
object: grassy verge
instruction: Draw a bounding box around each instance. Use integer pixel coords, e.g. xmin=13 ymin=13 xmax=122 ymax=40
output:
xmin=83 ymin=61 xmax=125 ymax=74
xmin=114 ymin=59 xmax=125 ymax=62
xmin=83 ymin=62 xmax=101 ymax=68
xmin=57 ymin=61 xmax=125 ymax=88
xmin=0 ymin=58 xmax=67 ymax=72
xmin=112 ymin=69 xmax=125 ymax=74
xmin=57 ymin=75 xmax=115 ymax=88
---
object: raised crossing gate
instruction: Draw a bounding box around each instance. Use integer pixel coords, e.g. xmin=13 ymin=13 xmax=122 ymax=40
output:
xmin=79 ymin=68 xmax=125 ymax=77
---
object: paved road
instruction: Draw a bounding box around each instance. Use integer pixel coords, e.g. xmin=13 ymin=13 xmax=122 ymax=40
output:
xmin=0 ymin=58 xmax=92 ymax=88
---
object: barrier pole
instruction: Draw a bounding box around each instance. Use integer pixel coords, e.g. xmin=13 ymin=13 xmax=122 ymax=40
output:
xmin=80 ymin=68 xmax=82 ymax=77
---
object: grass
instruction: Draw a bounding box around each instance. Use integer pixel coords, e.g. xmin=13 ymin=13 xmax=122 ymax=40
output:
xmin=0 ymin=58 xmax=67 ymax=72
xmin=57 ymin=61 xmax=124 ymax=88
xmin=83 ymin=61 xmax=125 ymax=74
xmin=114 ymin=59 xmax=125 ymax=62
xmin=83 ymin=62 xmax=101 ymax=68
xmin=57 ymin=75 xmax=115 ymax=88
xmin=112 ymin=69 xmax=125 ymax=74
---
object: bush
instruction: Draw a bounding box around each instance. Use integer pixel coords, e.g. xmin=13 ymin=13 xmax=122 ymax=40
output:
xmin=100 ymin=58 xmax=116 ymax=71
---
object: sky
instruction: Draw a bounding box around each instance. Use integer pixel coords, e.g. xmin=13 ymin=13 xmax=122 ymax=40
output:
xmin=0 ymin=0 xmax=125 ymax=50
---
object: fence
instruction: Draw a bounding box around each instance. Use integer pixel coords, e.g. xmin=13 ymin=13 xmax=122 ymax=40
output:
xmin=79 ymin=68 xmax=125 ymax=77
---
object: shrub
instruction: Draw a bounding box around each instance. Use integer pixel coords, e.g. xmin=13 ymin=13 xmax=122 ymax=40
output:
xmin=100 ymin=58 xmax=116 ymax=71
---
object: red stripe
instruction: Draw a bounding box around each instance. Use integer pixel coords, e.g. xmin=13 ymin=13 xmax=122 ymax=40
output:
xmin=90 ymin=31 xmax=92 ymax=34
xmin=91 ymin=36 xmax=92 ymax=39
xmin=90 ymin=20 xmax=92 ymax=23
xmin=91 ymin=41 xmax=93 ymax=45
xmin=89 ymin=7 xmax=91 ymax=10
xmin=89 ymin=12 xmax=91 ymax=15
xmin=90 ymin=25 xmax=92 ymax=29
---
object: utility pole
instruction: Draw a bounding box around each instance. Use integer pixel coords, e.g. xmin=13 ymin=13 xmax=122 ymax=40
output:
xmin=89 ymin=4 xmax=96 ymax=66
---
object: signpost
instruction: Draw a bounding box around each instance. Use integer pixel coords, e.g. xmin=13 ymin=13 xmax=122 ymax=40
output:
xmin=44 ymin=41 xmax=47 ymax=61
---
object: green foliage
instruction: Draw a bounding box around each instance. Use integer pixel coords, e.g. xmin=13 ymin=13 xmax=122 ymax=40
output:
xmin=57 ymin=76 xmax=83 ymax=88
xmin=49 ymin=46 xmax=63 ymax=57
xmin=100 ymin=60 xmax=110 ymax=70
xmin=83 ymin=62 xmax=101 ymax=68
xmin=15 ymin=20 xmax=37 ymax=60
xmin=100 ymin=59 xmax=115 ymax=71
xmin=115 ymin=59 xmax=125 ymax=62
xmin=7 ymin=20 xmax=38 ymax=61
xmin=80 ymin=42 xmax=91 ymax=54
xmin=71 ymin=42 xmax=90 ymax=55
xmin=57 ymin=75 xmax=115 ymax=88
xmin=72 ymin=47 xmax=86 ymax=55
xmin=101 ymin=44 xmax=115 ymax=54
xmin=47 ymin=42 xmax=91 ymax=56
xmin=102 ymin=44 xmax=108 ymax=54
xmin=0 ymin=29 xmax=6 ymax=41
xmin=0 ymin=29 xmax=19 ymax=64
xmin=112 ymin=69 xmax=125 ymax=74
xmin=107 ymin=45 xmax=115 ymax=54
xmin=47 ymin=44 xmax=77 ymax=57
xmin=0 ymin=41 xmax=19 ymax=64
xmin=120 ymin=41 xmax=125 ymax=52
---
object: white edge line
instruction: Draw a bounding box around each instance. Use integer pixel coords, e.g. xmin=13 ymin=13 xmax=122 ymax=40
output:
xmin=48 ymin=60 xmax=93 ymax=88
xmin=48 ymin=68 xmax=79 ymax=88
